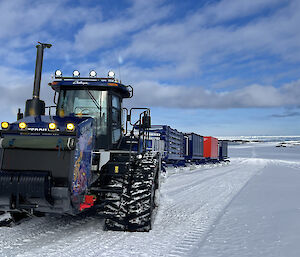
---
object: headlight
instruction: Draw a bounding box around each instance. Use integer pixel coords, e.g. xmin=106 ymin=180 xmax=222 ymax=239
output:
xmin=66 ymin=123 xmax=75 ymax=131
xmin=49 ymin=123 xmax=56 ymax=130
xmin=108 ymin=70 xmax=115 ymax=78
xmin=73 ymin=70 xmax=80 ymax=77
xmin=19 ymin=122 xmax=27 ymax=129
xmin=89 ymin=70 xmax=97 ymax=77
xmin=55 ymin=69 xmax=62 ymax=77
xmin=1 ymin=122 xmax=9 ymax=129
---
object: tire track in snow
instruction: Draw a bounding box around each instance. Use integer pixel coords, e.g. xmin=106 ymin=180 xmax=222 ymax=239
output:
xmin=0 ymin=214 xmax=99 ymax=256
xmin=28 ymin=219 xmax=129 ymax=257
xmin=165 ymin=160 xmax=247 ymax=196
xmin=161 ymin=160 xmax=249 ymax=219
xmin=166 ymin=158 xmax=269 ymax=257
xmin=270 ymin=159 xmax=300 ymax=171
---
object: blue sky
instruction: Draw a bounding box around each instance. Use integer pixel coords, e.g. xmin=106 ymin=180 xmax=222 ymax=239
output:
xmin=0 ymin=0 xmax=300 ymax=136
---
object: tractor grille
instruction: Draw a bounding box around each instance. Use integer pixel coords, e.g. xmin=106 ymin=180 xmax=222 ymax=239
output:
xmin=1 ymin=149 xmax=71 ymax=176
xmin=0 ymin=171 xmax=51 ymax=199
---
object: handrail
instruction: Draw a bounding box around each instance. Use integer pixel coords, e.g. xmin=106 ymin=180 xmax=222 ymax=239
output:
xmin=45 ymin=105 xmax=56 ymax=115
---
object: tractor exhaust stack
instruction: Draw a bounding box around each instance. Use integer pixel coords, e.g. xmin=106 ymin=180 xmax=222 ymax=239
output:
xmin=25 ymin=42 xmax=52 ymax=116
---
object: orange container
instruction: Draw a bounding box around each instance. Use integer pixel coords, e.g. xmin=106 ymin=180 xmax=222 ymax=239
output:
xmin=203 ymin=136 xmax=219 ymax=159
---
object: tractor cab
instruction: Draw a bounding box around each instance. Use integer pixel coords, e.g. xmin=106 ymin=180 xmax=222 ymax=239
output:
xmin=49 ymin=71 xmax=133 ymax=150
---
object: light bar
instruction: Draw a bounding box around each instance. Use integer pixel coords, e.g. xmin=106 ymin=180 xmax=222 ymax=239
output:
xmin=73 ymin=70 xmax=80 ymax=77
xmin=19 ymin=122 xmax=27 ymax=129
xmin=89 ymin=70 xmax=97 ymax=77
xmin=1 ymin=122 xmax=9 ymax=129
xmin=66 ymin=123 xmax=75 ymax=131
xmin=55 ymin=70 xmax=62 ymax=77
xmin=108 ymin=70 xmax=115 ymax=78
xmin=49 ymin=123 xmax=56 ymax=130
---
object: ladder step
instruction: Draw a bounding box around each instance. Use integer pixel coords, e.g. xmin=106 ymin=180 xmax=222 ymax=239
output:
xmin=90 ymin=187 xmax=123 ymax=193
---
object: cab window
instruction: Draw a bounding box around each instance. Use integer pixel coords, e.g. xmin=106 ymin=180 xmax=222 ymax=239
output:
xmin=57 ymin=89 xmax=108 ymax=136
xmin=111 ymin=95 xmax=121 ymax=143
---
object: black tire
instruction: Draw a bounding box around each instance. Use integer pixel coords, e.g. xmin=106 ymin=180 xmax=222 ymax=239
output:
xmin=11 ymin=212 xmax=30 ymax=223
xmin=0 ymin=211 xmax=13 ymax=227
xmin=104 ymin=153 xmax=160 ymax=232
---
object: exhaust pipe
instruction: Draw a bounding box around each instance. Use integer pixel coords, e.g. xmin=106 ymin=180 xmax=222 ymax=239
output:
xmin=25 ymin=42 xmax=52 ymax=117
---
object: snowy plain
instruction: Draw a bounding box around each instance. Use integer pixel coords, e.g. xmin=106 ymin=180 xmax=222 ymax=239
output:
xmin=0 ymin=141 xmax=300 ymax=257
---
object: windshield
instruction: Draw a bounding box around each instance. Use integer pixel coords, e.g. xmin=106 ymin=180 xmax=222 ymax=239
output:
xmin=57 ymin=89 xmax=108 ymax=135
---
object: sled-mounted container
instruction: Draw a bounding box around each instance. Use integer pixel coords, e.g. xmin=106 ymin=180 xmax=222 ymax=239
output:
xmin=219 ymin=140 xmax=228 ymax=161
xmin=203 ymin=136 xmax=219 ymax=160
xmin=184 ymin=133 xmax=204 ymax=162
xmin=148 ymin=125 xmax=185 ymax=165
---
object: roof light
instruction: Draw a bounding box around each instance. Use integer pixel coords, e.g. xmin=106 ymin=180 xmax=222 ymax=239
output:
xmin=66 ymin=123 xmax=75 ymax=131
xmin=49 ymin=123 xmax=56 ymax=130
xmin=73 ymin=70 xmax=80 ymax=77
xmin=55 ymin=70 xmax=62 ymax=77
xmin=1 ymin=122 xmax=9 ymax=129
xmin=89 ymin=70 xmax=97 ymax=77
xmin=19 ymin=122 xmax=27 ymax=129
xmin=108 ymin=71 xmax=115 ymax=78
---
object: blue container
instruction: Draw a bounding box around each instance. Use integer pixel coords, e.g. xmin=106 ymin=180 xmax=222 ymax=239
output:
xmin=184 ymin=133 xmax=204 ymax=162
xmin=219 ymin=140 xmax=228 ymax=161
xmin=148 ymin=125 xmax=185 ymax=164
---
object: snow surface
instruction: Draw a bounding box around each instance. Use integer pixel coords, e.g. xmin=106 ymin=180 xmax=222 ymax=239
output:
xmin=1 ymin=142 xmax=300 ymax=257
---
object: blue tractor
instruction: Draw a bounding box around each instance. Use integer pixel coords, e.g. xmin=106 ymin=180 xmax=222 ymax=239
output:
xmin=0 ymin=43 xmax=161 ymax=231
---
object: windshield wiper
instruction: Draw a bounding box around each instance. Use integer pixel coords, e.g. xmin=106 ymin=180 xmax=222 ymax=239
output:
xmin=84 ymin=87 xmax=101 ymax=110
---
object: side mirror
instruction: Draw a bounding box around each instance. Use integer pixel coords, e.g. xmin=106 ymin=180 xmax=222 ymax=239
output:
xmin=142 ymin=115 xmax=151 ymax=128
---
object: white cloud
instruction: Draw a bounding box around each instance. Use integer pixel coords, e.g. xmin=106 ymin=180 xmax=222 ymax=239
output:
xmin=192 ymin=0 xmax=288 ymax=25
xmin=73 ymin=0 xmax=172 ymax=53
xmin=117 ymin=0 xmax=300 ymax=79
xmin=0 ymin=66 xmax=55 ymax=120
xmin=0 ymin=0 xmax=102 ymax=39
xmin=125 ymin=79 xmax=300 ymax=109
xmin=0 ymin=0 xmax=103 ymax=66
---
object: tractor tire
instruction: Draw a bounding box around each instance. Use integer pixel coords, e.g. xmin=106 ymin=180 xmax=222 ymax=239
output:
xmin=104 ymin=153 xmax=160 ymax=232
xmin=11 ymin=211 xmax=30 ymax=223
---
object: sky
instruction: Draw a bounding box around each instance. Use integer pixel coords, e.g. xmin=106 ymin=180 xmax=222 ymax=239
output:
xmin=0 ymin=0 xmax=300 ymax=136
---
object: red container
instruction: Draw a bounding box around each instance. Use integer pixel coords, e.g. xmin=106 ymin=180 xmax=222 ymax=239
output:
xmin=203 ymin=136 xmax=219 ymax=159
